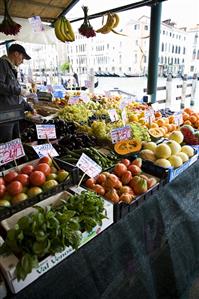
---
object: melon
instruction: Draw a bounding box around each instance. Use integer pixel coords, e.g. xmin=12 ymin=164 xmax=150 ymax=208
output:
xmin=154 ymin=159 xmax=171 ymax=168
xmin=168 ymin=155 xmax=183 ymax=168
xmin=155 ymin=143 xmax=171 ymax=159
xmin=169 ymin=130 xmax=184 ymax=144
xmin=167 ymin=140 xmax=181 ymax=155
xmin=181 ymin=145 xmax=194 ymax=157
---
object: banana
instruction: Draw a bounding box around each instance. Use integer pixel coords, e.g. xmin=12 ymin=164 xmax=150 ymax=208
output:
xmin=54 ymin=18 xmax=66 ymax=42
xmin=64 ymin=18 xmax=75 ymax=41
xmin=112 ymin=13 xmax=120 ymax=29
xmin=54 ymin=17 xmax=75 ymax=42
xmin=96 ymin=13 xmax=116 ymax=34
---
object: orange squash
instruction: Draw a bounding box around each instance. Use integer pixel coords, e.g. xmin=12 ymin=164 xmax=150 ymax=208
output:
xmin=114 ymin=139 xmax=142 ymax=155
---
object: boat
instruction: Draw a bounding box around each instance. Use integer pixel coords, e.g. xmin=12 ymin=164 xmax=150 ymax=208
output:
xmin=124 ymin=73 xmax=145 ymax=78
xmin=64 ymin=80 xmax=99 ymax=90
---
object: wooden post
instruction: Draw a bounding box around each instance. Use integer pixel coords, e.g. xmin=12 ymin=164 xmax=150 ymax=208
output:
xmin=180 ymin=75 xmax=187 ymax=109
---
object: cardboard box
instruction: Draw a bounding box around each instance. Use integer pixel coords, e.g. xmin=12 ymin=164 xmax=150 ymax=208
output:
xmin=0 ymin=191 xmax=113 ymax=293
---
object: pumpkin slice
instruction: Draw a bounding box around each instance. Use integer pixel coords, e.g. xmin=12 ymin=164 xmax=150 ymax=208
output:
xmin=148 ymin=128 xmax=164 ymax=141
xmin=114 ymin=139 xmax=142 ymax=155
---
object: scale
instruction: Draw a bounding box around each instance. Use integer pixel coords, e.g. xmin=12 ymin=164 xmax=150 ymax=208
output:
xmin=0 ymin=105 xmax=24 ymax=124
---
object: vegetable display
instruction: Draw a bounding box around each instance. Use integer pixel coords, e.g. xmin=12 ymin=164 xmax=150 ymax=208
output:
xmin=0 ymin=191 xmax=105 ymax=280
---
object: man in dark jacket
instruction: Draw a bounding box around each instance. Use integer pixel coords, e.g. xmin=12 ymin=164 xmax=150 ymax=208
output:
xmin=0 ymin=43 xmax=35 ymax=143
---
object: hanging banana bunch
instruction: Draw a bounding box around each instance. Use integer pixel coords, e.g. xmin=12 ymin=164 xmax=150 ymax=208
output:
xmin=96 ymin=13 xmax=126 ymax=36
xmin=54 ymin=16 xmax=75 ymax=43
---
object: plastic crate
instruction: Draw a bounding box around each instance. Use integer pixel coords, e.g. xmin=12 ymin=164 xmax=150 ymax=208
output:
xmin=113 ymin=179 xmax=163 ymax=222
xmin=0 ymin=159 xmax=79 ymax=221
xmin=141 ymin=149 xmax=198 ymax=183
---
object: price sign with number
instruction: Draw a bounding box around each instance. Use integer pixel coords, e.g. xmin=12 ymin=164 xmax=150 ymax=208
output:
xmin=36 ymin=125 xmax=56 ymax=140
xmin=111 ymin=126 xmax=131 ymax=144
xmin=76 ymin=153 xmax=102 ymax=178
xmin=0 ymin=138 xmax=25 ymax=166
xmin=32 ymin=143 xmax=59 ymax=158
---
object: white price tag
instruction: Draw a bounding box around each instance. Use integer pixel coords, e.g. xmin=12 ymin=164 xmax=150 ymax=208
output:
xmin=76 ymin=153 xmax=102 ymax=178
xmin=68 ymin=96 xmax=80 ymax=104
xmin=111 ymin=126 xmax=131 ymax=144
xmin=108 ymin=109 xmax=119 ymax=122
xmin=174 ymin=112 xmax=183 ymax=126
xmin=0 ymin=138 xmax=25 ymax=166
xmin=69 ymin=186 xmax=86 ymax=194
xmin=121 ymin=109 xmax=127 ymax=126
xmin=36 ymin=124 xmax=56 ymax=140
xmin=32 ymin=143 xmax=59 ymax=158
xmin=119 ymin=98 xmax=128 ymax=110
xmin=28 ymin=16 xmax=45 ymax=32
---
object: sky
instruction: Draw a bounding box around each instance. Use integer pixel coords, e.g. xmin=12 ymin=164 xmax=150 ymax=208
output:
xmin=68 ymin=0 xmax=199 ymax=28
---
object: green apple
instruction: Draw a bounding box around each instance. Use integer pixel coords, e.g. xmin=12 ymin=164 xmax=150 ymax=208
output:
xmin=0 ymin=199 xmax=11 ymax=207
xmin=11 ymin=193 xmax=28 ymax=205
xmin=46 ymin=173 xmax=58 ymax=181
xmin=57 ymin=170 xmax=69 ymax=183
xmin=42 ymin=180 xmax=58 ymax=191
xmin=27 ymin=187 xmax=43 ymax=198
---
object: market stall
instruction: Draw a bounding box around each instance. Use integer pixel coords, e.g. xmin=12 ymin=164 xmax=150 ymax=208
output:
xmin=0 ymin=0 xmax=199 ymax=298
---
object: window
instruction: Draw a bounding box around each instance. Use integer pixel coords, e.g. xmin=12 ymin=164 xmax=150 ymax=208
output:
xmin=144 ymin=56 xmax=147 ymax=63
xmin=197 ymin=50 xmax=199 ymax=60
xmin=135 ymin=54 xmax=137 ymax=63
xmin=134 ymin=25 xmax=137 ymax=30
xmin=172 ymin=45 xmax=174 ymax=53
xmin=135 ymin=40 xmax=138 ymax=46
xmin=178 ymin=47 xmax=181 ymax=54
xmin=175 ymin=46 xmax=178 ymax=54
xmin=183 ymin=47 xmax=186 ymax=55
xmin=161 ymin=43 xmax=164 ymax=52
xmin=144 ymin=25 xmax=148 ymax=30
xmin=163 ymin=30 xmax=165 ymax=35
xmin=190 ymin=66 xmax=194 ymax=72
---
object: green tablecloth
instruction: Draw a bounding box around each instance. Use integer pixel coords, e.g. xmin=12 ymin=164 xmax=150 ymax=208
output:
xmin=6 ymin=160 xmax=199 ymax=299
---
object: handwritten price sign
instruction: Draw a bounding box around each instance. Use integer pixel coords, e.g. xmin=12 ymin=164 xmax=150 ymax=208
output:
xmin=0 ymin=138 xmax=25 ymax=166
xmin=36 ymin=124 xmax=56 ymax=140
xmin=32 ymin=143 xmax=59 ymax=158
xmin=111 ymin=126 xmax=131 ymax=144
xmin=76 ymin=153 xmax=102 ymax=178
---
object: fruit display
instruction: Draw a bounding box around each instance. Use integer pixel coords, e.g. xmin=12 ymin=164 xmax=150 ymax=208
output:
xmin=0 ymin=191 xmax=105 ymax=280
xmin=84 ymin=158 xmax=158 ymax=204
xmin=140 ymin=132 xmax=195 ymax=168
xmin=54 ymin=16 xmax=75 ymax=43
xmin=0 ymin=157 xmax=71 ymax=208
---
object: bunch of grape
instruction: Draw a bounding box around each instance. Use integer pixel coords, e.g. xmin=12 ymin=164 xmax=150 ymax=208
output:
xmin=58 ymin=104 xmax=92 ymax=122
xmin=130 ymin=123 xmax=151 ymax=142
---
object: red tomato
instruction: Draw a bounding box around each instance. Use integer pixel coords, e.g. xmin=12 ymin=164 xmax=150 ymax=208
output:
xmin=113 ymin=163 xmax=127 ymax=177
xmin=16 ymin=174 xmax=29 ymax=186
xmin=85 ymin=178 xmax=96 ymax=189
xmin=120 ymin=159 xmax=131 ymax=167
xmin=30 ymin=171 xmax=46 ymax=186
xmin=96 ymin=174 xmax=106 ymax=185
xmin=21 ymin=164 xmax=34 ymax=175
xmin=0 ymin=185 xmax=6 ymax=198
xmin=39 ymin=156 xmax=52 ymax=166
xmin=4 ymin=171 xmax=18 ymax=184
xmin=35 ymin=163 xmax=51 ymax=176
xmin=7 ymin=181 xmax=23 ymax=196
xmin=0 ymin=177 xmax=5 ymax=185
xmin=92 ymin=184 xmax=105 ymax=196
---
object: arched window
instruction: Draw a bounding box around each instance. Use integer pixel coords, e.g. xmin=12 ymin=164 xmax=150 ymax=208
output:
xmin=161 ymin=42 xmax=164 ymax=52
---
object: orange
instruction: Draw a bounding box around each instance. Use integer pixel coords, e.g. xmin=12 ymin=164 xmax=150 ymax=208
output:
xmin=184 ymin=120 xmax=192 ymax=126
xmin=151 ymin=122 xmax=159 ymax=128
xmin=184 ymin=108 xmax=193 ymax=115
xmin=155 ymin=111 xmax=162 ymax=118
xmin=182 ymin=113 xmax=189 ymax=121
xmin=189 ymin=115 xmax=197 ymax=124
xmin=157 ymin=119 xmax=165 ymax=127
xmin=168 ymin=115 xmax=175 ymax=124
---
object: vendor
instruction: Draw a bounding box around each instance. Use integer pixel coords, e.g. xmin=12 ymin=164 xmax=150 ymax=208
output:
xmin=0 ymin=43 xmax=36 ymax=143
